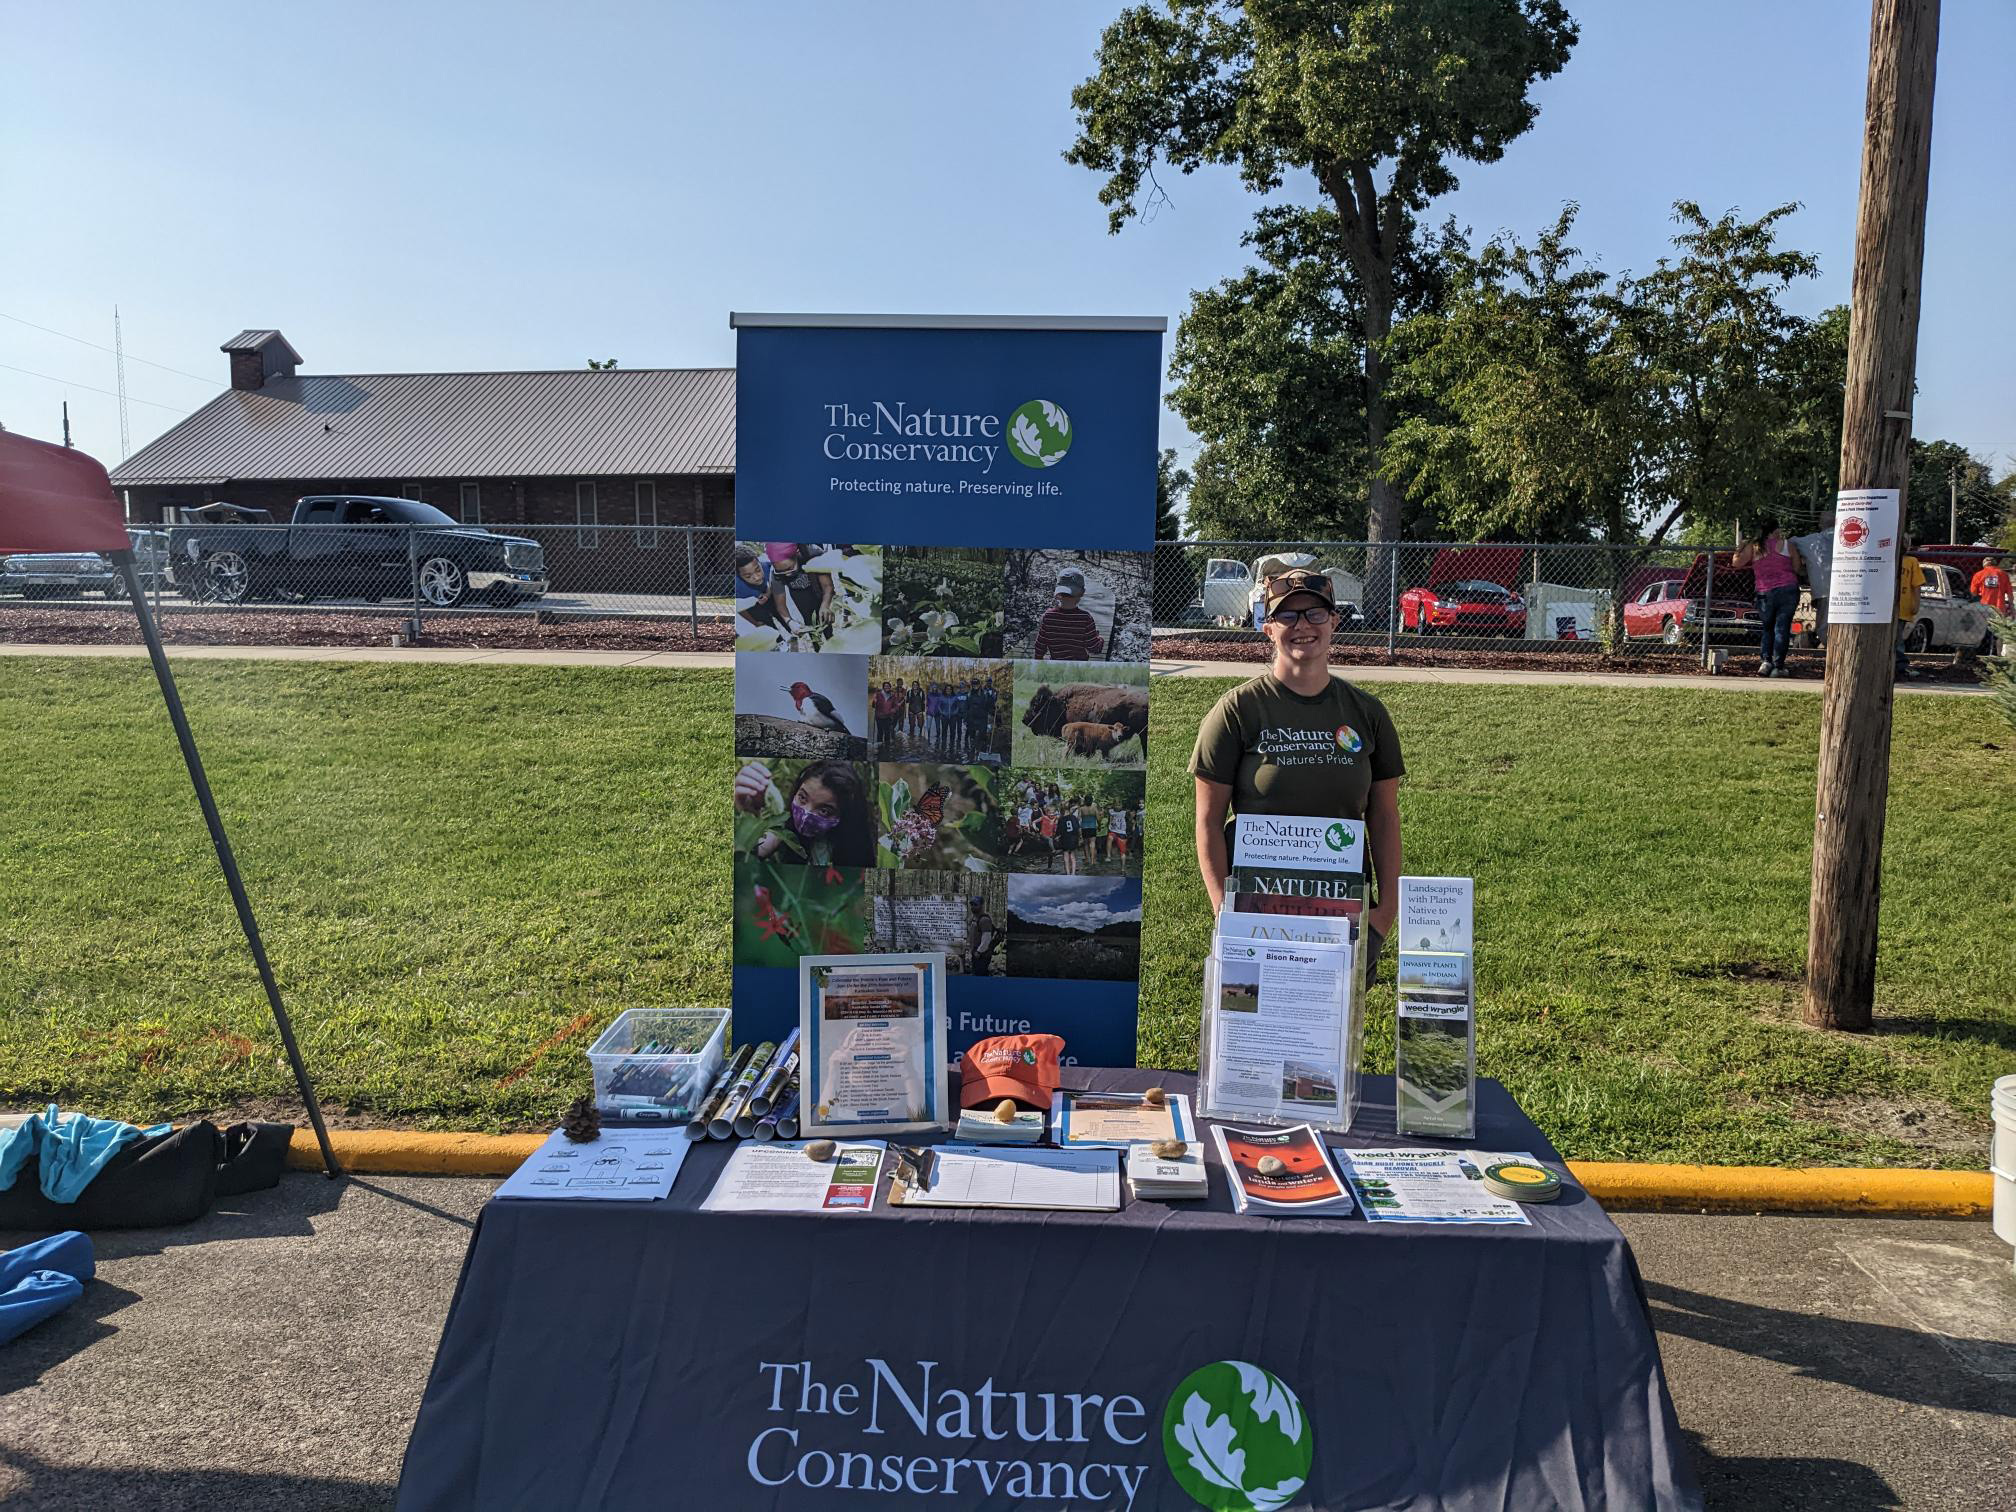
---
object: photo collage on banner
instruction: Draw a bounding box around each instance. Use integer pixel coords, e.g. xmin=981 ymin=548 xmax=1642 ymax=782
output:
xmin=733 ymin=544 xmax=1149 ymax=984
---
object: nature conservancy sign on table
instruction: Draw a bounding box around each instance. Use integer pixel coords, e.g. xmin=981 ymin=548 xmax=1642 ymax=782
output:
xmin=743 ymin=1355 xmax=1311 ymax=1511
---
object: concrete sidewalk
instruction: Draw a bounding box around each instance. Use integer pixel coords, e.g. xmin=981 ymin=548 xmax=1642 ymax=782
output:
xmin=3 ymin=1177 xmax=2011 ymax=1510
xmin=0 ymin=639 xmax=1985 ymax=693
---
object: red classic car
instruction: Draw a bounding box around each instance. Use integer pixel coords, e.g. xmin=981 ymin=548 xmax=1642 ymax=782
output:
xmin=1620 ymin=553 xmax=1759 ymax=644
xmin=1399 ymin=578 xmax=1527 ymax=635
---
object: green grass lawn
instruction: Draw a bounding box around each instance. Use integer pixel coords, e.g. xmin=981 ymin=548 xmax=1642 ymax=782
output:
xmin=2 ymin=656 xmax=2010 ymax=1165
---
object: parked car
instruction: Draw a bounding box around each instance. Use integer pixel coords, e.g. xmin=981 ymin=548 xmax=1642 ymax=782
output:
xmin=1903 ymin=561 xmax=1996 ymax=653
xmin=167 ymin=495 xmax=546 ymax=608
xmin=1197 ymin=552 xmax=1366 ymax=631
xmin=1 ymin=529 xmax=169 ymax=600
xmin=1620 ymin=554 xmax=1760 ymax=645
xmin=1399 ymin=579 xmax=1527 ymax=636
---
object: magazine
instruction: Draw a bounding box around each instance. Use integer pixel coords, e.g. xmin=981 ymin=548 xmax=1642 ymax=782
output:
xmin=1209 ymin=1122 xmax=1355 ymax=1217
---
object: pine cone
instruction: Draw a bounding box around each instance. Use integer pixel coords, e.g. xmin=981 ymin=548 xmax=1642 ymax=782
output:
xmin=561 ymin=1096 xmax=602 ymax=1143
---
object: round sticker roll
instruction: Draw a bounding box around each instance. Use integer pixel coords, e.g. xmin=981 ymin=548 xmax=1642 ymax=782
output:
xmin=1482 ymin=1161 xmax=1562 ymax=1202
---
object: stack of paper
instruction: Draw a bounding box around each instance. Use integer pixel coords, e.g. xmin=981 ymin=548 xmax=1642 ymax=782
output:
xmin=1210 ymin=1122 xmax=1355 ymax=1217
xmin=954 ymin=1108 xmax=1048 ymax=1144
xmin=1125 ymin=1143 xmax=1208 ymax=1201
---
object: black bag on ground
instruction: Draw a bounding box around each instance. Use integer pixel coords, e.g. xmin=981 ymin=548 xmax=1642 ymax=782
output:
xmin=216 ymin=1121 xmax=294 ymax=1196
xmin=0 ymin=1121 xmax=222 ymax=1229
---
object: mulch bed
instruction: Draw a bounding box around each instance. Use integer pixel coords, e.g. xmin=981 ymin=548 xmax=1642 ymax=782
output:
xmin=0 ymin=605 xmax=735 ymax=654
xmin=1149 ymin=633 xmax=1990 ymax=686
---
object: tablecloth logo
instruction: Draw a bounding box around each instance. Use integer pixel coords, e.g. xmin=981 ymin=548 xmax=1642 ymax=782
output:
xmin=1006 ymin=400 xmax=1072 ymax=469
xmin=1161 ymin=1360 xmax=1312 ymax=1512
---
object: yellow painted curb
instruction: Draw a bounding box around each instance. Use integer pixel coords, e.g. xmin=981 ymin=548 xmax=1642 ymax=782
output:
xmin=288 ymin=1128 xmax=544 ymax=1176
xmin=1566 ymin=1161 xmax=1992 ymax=1216
xmin=290 ymin=1132 xmax=1995 ymax=1214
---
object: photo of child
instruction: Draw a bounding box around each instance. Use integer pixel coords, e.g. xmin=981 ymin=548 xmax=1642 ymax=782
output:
xmin=732 ymin=759 xmax=877 ymax=870
xmin=999 ymin=768 xmax=1144 ymax=876
xmin=1002 ymin=549 xmax=1152 ymax=663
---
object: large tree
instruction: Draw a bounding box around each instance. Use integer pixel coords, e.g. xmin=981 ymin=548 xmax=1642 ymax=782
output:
xmin=1155 ymin=447 xmax=1192 ymax=539
xmin=1615 ymin=202 xmax=1820 ymax=546
xmin=1168 ymin=205 xmax=1460 ymax=539
xmin=1068 ymin=0 xmax=1577 ymax=551
xmin=1381 ymin=204 xmax=1636 ymax=541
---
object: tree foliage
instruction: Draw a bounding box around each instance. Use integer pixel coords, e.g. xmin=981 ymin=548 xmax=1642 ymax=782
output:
xmin=1614 ymin=202 xmax=1821 ymax=544
xmin=1068 ymin=0 xmax=1577 ymax=544
xmin=1906 ymin=438 xmax=2003 ymax=545
xmin=1170 ymin=206 xmax=1460 ymax=539
xmin=1156 ymin=447 xmax=1192 ymax=540
xmin=1383 ymin=205 xmax=1636 ymax=540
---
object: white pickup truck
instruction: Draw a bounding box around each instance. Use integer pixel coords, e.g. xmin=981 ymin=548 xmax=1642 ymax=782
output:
xmin=1903 ymin=561 xmax=1997 ymax=653
xmin=1198 ymin=552 xmax=1366 ymax=630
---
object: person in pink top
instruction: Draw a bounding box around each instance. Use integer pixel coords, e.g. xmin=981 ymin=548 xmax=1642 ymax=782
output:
xmin=1736 ymin=517 xmax=1801 ymax=676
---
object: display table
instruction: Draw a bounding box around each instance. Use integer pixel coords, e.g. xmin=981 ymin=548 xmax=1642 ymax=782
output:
xmin=397 ymin=1071 xmax=1699 ymax=1511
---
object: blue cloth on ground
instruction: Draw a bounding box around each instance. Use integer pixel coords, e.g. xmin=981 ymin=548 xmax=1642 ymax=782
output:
xmin=0 ymin=1230 xmax=94 ymax=1346
xmin=0 ymin=1105 xmax=172 ymax=1204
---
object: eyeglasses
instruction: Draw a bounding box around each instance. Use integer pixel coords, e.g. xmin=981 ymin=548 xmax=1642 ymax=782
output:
xmin=1269 ymin=606 xmax=1334 ymax=627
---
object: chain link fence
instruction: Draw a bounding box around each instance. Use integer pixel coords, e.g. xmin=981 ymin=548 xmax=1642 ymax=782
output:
xmin=0 ymin=522 xmax=740 ymax=639
xmin=1153 ymin=539 xmax=1820 ymax=664
xmin=3 ymin=527 xmax=1993 ymax=668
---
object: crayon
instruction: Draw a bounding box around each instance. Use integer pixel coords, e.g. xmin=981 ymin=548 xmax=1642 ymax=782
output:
xmin=685 ymin=1045 xmax=753 ymax=1140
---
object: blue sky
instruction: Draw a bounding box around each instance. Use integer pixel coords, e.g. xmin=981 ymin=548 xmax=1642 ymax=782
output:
xmin=4 ymin=2 xmax=2011 ymax=475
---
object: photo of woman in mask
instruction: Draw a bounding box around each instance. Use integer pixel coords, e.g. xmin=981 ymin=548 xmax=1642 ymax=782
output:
xmin=733 ymin=759 xmax=874 ymax=869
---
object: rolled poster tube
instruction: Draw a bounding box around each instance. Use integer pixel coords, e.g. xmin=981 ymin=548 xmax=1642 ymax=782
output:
xmin=707 ymin=1040 xmax=776 ymax=1139
xmin=747 ymin=1030 xmax=801 ymax=1117
xmin=685 ymin=1044 xmax=753 ymax=1140
xmin=753 ymin=1083 xmax=799 ymax=1142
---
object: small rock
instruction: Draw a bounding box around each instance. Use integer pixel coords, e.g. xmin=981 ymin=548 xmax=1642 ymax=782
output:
xmin=1142 ymin=1086 xmax=1167 ymax=1107
xmin=1151 ymin=1139 xmax=1187 ymax=1159
xmin=1256 ymin=1155 xmax=1287 ymax=1177
xmin=805 ymin=1139 xmax=836 ymax=1162
xmin=994 ymin=1099 xmax=1018 ymax=1123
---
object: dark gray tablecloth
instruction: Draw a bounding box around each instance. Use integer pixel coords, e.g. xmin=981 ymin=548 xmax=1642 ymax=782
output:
xmin=397 ymin=1072 xmax=1699 ymax=1511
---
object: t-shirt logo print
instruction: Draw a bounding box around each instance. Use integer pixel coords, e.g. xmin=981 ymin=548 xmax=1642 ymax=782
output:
xmin=1162 ymin=1360 xmax=1313 ymax=1511
xmin=1005 ymin=400 xmax=1072 ymax=469
xmin=1333 ymin=724 xmax=1363 ymax=754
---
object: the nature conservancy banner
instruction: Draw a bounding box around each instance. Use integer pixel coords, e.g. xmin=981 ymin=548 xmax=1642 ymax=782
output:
xmin=728 ymin=314 xmax=1165 ymax=1067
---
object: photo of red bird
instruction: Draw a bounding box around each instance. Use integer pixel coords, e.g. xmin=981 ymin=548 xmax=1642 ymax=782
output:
xmin=782 ymin=680 xmax=853 ymax=736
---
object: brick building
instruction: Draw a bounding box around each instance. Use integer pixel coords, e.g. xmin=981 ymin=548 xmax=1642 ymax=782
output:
xmin=109 ymin=330 xmax=734 ymax=589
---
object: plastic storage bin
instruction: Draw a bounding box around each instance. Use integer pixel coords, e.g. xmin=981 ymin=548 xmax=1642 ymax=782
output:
xmin=587 ymin=1008 xmax=729 ymax=1123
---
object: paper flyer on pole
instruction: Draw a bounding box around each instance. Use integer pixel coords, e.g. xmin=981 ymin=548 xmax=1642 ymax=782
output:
xmin=1826 ymin=488 xmax=1903 ymax=624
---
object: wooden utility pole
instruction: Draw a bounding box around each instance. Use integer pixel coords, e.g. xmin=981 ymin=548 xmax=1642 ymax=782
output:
xmin=1806 ymin=0 xmax=1940 ymax=1031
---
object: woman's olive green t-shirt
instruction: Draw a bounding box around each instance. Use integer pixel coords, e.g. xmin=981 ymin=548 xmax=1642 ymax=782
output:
xmin=1188 ymin=674 xmax=1405 ymax=847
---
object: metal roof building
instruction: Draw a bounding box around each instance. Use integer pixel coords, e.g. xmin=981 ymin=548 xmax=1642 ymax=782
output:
xmin=108 ymin=332 xmax=736 ymax=558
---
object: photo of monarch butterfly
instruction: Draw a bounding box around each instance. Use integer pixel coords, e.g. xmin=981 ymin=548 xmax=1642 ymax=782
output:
xmin=912 ymin=783 xmax=950 ymax=828
xmin=875 ymin=765 xmax=1004 ymax=872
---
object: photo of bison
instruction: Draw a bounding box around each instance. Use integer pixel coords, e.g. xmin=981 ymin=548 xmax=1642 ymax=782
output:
xmin=1013 ymin=663 xmax=1149 ymax=768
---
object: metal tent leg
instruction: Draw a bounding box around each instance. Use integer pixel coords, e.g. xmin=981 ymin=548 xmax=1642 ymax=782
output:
xmin=111 ymin=550 xmax=342 ymax=1178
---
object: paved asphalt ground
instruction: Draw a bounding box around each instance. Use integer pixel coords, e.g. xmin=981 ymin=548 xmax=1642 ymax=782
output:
xmin=3 ymin=1178 xmax=2011 ymax=1511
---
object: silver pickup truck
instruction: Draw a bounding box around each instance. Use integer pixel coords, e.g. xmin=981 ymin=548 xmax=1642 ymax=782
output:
xmin=1902 ymin=561 xmax=1997 ymax=653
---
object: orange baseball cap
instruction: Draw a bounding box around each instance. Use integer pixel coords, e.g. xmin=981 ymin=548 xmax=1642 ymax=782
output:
xmin=958 ymin=1034 xmax=1064 ymax=1109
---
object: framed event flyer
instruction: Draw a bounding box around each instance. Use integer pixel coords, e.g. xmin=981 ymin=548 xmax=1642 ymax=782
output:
xmin=1198 ymin=933 xmax=1357 ymax=1133
xmin=798 ymin=953 xmax=948 ymax=1138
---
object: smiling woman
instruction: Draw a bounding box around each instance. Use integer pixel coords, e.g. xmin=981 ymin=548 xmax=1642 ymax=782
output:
xmin=1189 ymin=568 xmax=1406 ymax=978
